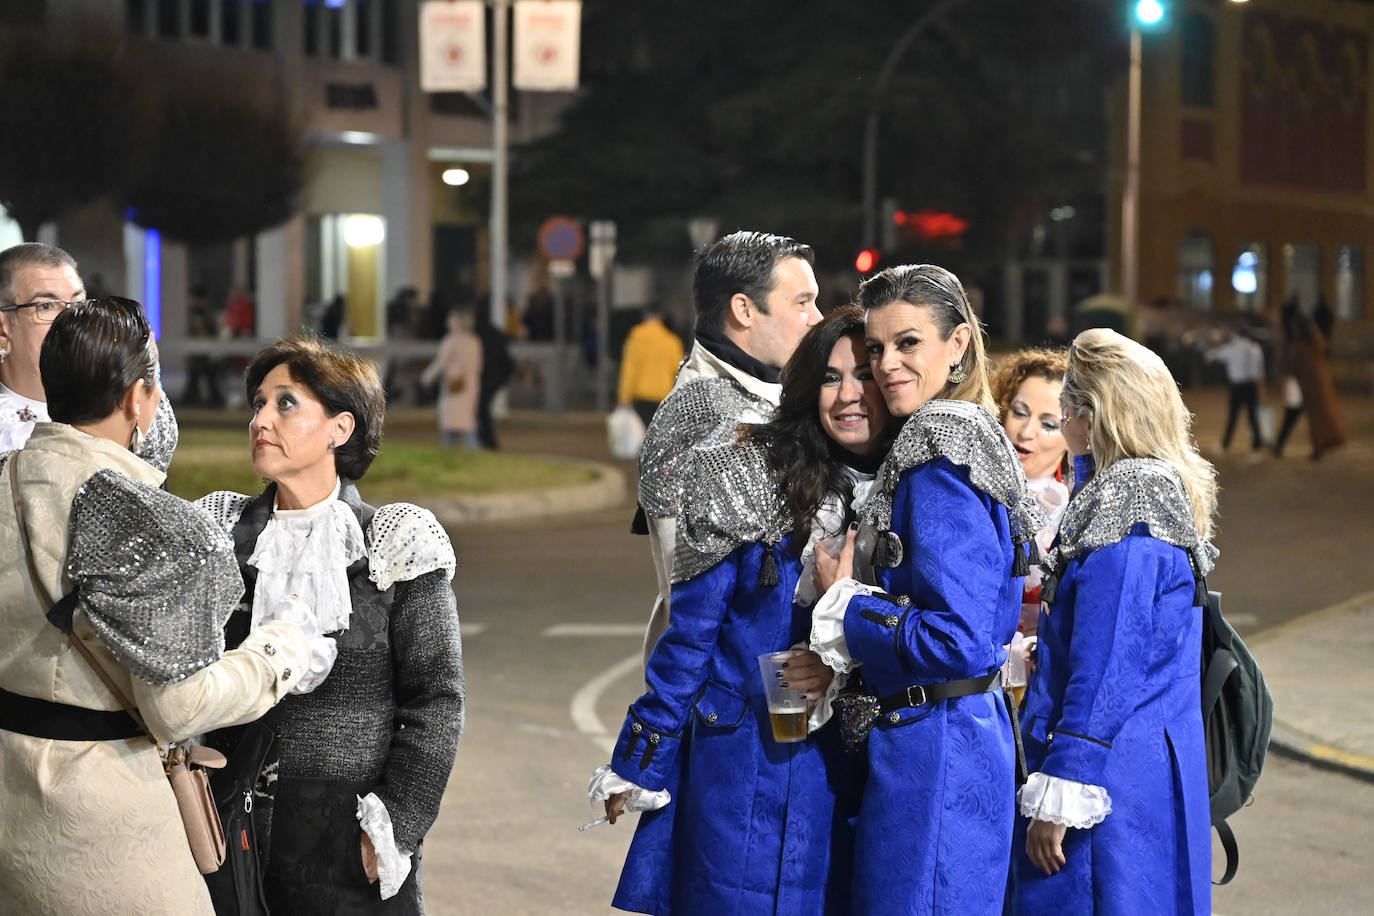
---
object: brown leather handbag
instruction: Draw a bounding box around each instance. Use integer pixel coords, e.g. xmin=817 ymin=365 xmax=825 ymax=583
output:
xmin=8 ymin=454 xmax=228 ymax=873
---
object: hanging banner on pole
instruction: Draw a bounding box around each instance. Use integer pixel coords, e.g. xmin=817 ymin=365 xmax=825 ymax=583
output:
xmin=513 ymin=0 xmax=581 ymax=92
xmin=419 ymin=0 xmax=486 ymax=93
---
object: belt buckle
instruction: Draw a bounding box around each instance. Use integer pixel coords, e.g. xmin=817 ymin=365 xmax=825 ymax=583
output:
xmin=905 ymin=684 xmax=927 ymax=707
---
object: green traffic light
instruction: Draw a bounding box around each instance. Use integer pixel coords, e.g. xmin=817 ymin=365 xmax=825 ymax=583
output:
xmin=1135 ymin=0 xmax=1164 ymax=25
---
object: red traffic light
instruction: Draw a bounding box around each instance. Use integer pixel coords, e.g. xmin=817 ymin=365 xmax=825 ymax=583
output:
xmin=855 ymin=249 xmax=880 ymax=273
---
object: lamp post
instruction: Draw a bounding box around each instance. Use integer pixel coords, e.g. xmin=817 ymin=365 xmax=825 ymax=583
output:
xmin=861 ymin=0 xmax=970 ymax=250
xmin=1122 ymin=16 xmax=1144 ymax=312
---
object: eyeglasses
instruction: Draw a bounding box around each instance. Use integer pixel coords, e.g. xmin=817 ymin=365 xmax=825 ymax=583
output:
xmin=0 ymin=299 xmax=80 ymax=324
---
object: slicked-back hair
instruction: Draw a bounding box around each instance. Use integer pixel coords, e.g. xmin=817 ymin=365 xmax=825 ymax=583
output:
xmin=692 ymin=230 xmax=814 ymax=336
xmin=0 ymin=242 xmax=78 ymax=309
xmin=857 ymin=263 xmax=995 ymax=415
xmin=42 ymin=297 xmax=156 ymax=425
xmin=245 ymin=335 xmax=386 ymax=480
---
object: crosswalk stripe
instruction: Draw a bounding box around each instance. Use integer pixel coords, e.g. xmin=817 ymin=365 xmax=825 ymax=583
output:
xmin=543 ymin=623 xmax=646 ymax=638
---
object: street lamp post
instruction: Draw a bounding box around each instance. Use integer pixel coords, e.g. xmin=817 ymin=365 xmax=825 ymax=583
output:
xmin=861 ymin=0 xmax=971 ymax=250
xmin=489 ymin=0 xmax=510 ymax=329
xmin=1123 ymin=20 xmax=1143 ymax=312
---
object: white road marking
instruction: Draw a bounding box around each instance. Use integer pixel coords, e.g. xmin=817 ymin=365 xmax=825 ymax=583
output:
xmin=543 ymin=623 xmax=647 ymax=638
xmin=460 ymin=622 xmax=488 ymax=637
xmin=570 ymin=653 xmax=643 ymax=755
xmin=1225 ymin=613 xmax=1258 ymax=627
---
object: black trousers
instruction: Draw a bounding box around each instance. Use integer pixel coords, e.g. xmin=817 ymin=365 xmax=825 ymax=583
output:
xmin=1223 ymin=380 xmax=1262 ymax=449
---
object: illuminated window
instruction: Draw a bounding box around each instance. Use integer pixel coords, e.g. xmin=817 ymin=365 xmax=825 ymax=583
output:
xmin=1178 ymin=231 xmax=1216 ymax=311
xmin=1231 ymin=243 xmax=1267 ymax=312
xmin=1335 ymin=246 xmax=1364 ymax=321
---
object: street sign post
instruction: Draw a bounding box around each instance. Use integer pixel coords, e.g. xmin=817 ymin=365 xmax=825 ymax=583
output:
xmin=589 ymin=220 xmax=617 ymax=411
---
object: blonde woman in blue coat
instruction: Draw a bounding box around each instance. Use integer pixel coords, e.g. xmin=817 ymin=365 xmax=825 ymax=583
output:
xmin=1014 ymin=328 xmax=1217 ymax=914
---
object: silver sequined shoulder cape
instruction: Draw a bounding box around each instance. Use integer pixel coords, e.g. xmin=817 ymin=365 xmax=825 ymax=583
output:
xmin=638 ymin=376 xmax=775 ymax=519
xmin=671 ymin=435 xmax=788 ymax=584
xmin=860 ymin=398 xmax=1047 ymax=545
xmin=1048 ymin=457 xmax=1217 ymax=577
xmin=67 ymin=469 xmax=243 ymax=686
xmin=135 ymin=393 xmax=179 ymax=473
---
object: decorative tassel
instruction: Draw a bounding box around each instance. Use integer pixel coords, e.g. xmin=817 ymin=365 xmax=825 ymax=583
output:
xmin=1193 ymin=576 xmax=1208 ymax=608
xmin=1027 ymin=538 xmax=1043 ymax=566
xmin=1012 ymin=540 xmax=1030 ymax=577
xmin=757 ymin=544 xmax=779 ymax=588
xmin=1041 ymin=574 xmax=1059 ymax=605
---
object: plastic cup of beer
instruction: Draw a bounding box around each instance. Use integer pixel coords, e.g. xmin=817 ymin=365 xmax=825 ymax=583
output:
xmin=757 ymin=650 xmax=809 ymax=744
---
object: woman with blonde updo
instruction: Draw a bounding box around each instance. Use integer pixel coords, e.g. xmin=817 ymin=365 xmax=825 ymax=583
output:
xmin=1014 ymin=328 xmax=1217 ymax=915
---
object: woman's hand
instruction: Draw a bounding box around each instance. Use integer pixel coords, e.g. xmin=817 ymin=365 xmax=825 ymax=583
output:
xmin=813 ymin=524 xmax=857 ymax=595
xmin=361 ymin=831 xmax=379 ymax=883
xmin=780 ymin=650 xmax=834 ymax=700
xmin=1026 ymin=818 xmax=1069 ymax=876
xmin=605 ymin=790 xmax=632 ymax=824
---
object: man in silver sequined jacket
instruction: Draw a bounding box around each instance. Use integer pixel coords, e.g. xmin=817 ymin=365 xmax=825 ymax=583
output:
xmin=635 ymin=230 xmax=822 ymax=667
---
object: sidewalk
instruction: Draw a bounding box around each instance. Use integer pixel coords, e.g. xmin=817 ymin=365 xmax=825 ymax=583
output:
xmin=1248 ymin=591 xmax=1374 ymax=781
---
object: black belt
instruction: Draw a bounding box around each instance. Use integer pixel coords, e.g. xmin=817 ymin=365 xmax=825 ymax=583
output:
xmin=0 ymin=686 xmax=143 ymax=741
xmin=877 ymin=672 xmax=1001 ymax=716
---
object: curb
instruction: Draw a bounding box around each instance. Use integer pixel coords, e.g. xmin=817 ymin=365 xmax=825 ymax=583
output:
xmin=1249 ymin=589 xmax=1374 ymax=784
xmin=418 ymin=457 xmax=627 ymax=527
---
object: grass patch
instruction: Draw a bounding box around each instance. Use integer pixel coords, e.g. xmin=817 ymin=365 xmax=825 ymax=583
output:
xmin=166 ymin=428 xmax=597 ymax=503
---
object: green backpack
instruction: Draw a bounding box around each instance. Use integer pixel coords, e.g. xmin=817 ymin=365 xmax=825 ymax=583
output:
xmin=1202 ymin=589 xmax=1274 ymax=885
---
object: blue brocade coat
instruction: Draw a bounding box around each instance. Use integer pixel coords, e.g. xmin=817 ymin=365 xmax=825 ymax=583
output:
xmin=610 ymin=541 xmax=858 ymax=916
xmin=1013 ymin=456 xmax=1213 ymax=915
xmin=844 ymin=455 xmax=1025 ymax=916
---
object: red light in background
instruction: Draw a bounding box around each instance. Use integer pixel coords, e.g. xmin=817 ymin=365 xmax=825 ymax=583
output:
xmin=855 ymin=249 xmax=880 ymax=273
xmin=892 ymin=210 xmax=908 ymax=226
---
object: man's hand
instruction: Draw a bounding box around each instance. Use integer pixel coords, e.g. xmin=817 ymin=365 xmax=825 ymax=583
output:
xmin=1026 ymin=818 xmax=1069 ymax=876
xmin=605 ymin=789 xmax=633 ymax=824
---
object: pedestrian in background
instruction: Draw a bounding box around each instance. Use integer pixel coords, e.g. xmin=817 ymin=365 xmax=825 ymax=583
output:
xmin=475 ymin=308 xmax=515 ymax=449
xmin=1203 ymin=321 xmax=1266 ymax=457
xmin=1277 ymin=299 xmax=1347 ymax=460
xmin=421 ymin=309 xmax=484 ymax=448
xmin=1015 ymin=328 xmax=1216 ymax=915
xmin=617 ymin=305 xmax=685 ymax=428
xmin=182 ymin=284 xmax=224 ymax=407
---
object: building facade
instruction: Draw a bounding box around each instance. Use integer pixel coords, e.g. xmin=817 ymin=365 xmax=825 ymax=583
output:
xmin=0 ymin=0 xmax=571 ymax=357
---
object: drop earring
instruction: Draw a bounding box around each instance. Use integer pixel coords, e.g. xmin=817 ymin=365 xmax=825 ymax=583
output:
xmin=947 ymin=363 xmax=968 ymax=384
xmin=0 ymin=347 xmax=8 ymax=364
xmin=328 ymin=439 xmax=337 ymax=451
xmin=129 ymin=424 xmax=144 ymax=453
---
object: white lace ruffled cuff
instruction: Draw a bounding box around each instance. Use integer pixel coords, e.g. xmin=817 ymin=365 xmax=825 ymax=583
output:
xmin=587 ymin=764 xmax=671 ymax=812
xmin=808 ymin=667 xmax=847 ymax=732
xmin=1018 ymin=771 xmax=1112 ymax=828
xmin=356 ymin=793 xmax=412 ymax=900
xmin=267 ymin=596 xmax=339 ymax=694
xmin=809 ymin=577 xmax=881 ymax=674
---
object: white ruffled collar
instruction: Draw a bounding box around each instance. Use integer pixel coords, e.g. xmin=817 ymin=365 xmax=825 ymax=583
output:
xmin=248 ymin=479 xmax=368 ymax=633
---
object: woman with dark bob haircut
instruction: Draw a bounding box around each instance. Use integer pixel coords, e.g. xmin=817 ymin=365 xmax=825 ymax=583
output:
xmin=197 ymin=335 xmax=464 ymax=914
xmin=592 ymin=305 xmax=888 ymax=914
xmin=0 ymin=298 xmax=313 ymax=914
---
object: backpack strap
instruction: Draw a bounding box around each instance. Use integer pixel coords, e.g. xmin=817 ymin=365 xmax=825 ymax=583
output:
xmin=1214 ymin=818 xmax=1240 ymax=885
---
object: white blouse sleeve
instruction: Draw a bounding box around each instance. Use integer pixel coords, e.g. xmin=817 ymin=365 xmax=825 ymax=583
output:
xmin=586 ymin=764 xmax=671 ymax=811
xmin=1017 ymin=771 xmax=1113 ymax=829
xmin=356 ymin=793 xmax=413 ymax=900
xmin=809 ymin=577 xmax=882 ymax=674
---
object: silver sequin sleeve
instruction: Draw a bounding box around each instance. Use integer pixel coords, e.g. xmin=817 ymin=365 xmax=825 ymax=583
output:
xmin=638 ymin=377 xmax=775 ymax=520
xmin=67 ymin=469 xmax=243 ymax=686
xmin=860 ymin=398 xmax=1047 ymax=547
xmin=135 ymin=390 xmax=180 ymax=473
xmin=1047 ymin=457 xmax=1217 ymax=578
xmin=671 ymin=436 xmax=788 ymax=584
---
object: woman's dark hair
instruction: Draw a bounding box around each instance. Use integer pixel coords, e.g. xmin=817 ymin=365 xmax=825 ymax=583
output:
xmin=42 ymin=297 xmax=156 ymax=425
xmin=244 ymin=335 xmax=386 ymax=479
xmin=747 ymin=303 xmax=886 ymax=549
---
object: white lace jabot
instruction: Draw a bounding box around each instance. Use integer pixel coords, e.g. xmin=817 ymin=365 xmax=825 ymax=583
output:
xmin=248 ymin=479 xmax=367 ymax=634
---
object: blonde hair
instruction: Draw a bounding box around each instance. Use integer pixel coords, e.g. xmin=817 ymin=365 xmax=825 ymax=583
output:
xmin=1063 ymin=328 xmax=1218 ymax=539
xmin=990 ymin=347 xmax=1069 ymax=423
xmin=856 ymin=264 xmax=995 ymax=414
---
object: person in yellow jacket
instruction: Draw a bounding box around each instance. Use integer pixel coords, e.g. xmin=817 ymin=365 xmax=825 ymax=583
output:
xmin=618 ymin=307 xmax=685 ymax=426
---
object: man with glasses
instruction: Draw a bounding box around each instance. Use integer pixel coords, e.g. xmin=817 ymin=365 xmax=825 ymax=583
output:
xmin=0 ymin=243 xmax=85 ymax=452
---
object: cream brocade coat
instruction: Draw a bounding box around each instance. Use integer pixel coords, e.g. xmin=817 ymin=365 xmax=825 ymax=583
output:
xmin=0 ymin=424 xmax=310 ymax=915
